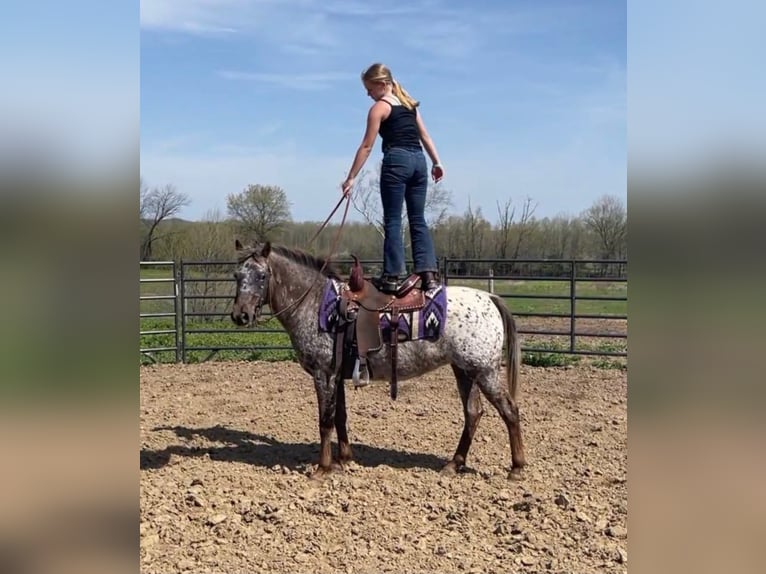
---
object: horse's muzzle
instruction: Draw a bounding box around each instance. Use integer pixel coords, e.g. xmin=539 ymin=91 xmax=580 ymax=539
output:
xmin=231 ymin=310 xmax=252 ymax=326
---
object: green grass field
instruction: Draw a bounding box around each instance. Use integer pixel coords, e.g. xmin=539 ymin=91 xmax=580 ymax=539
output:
xmin=140 ymin=266 xmax=627 ymax=368
xmin=444 ymin=277 xmax=627 ymax=316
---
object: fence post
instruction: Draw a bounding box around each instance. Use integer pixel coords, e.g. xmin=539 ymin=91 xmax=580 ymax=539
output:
xmin=179 ymin=261 xmax=187 ymax=363
xmin=173 ymin=262 xmax=180 ymax=363
xmin=569 ymin=260 xmax=576 ymax=353
xmin=488 ymin=268 xmax=494 ymax=294
xmin=441 ymin=257 xmax=449 ymax=286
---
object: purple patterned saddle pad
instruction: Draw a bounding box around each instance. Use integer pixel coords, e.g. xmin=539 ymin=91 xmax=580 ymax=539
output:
xmin=318 ymin=279 xmax=447 ymax=342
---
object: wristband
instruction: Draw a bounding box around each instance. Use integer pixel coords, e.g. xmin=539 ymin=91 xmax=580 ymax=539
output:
xmin=433 ymin=163 xmax=443 ymax=169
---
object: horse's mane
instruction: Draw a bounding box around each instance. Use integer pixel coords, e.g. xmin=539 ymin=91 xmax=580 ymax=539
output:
xmin=269 ymin=244 xmax=343 ymax=280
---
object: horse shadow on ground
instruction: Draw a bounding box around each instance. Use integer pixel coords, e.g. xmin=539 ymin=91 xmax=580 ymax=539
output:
xmin=140 ymin=425 xmax=459 ymax=474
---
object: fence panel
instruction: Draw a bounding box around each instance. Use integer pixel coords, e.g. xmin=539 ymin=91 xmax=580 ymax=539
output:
xmin=442 ymin=258 xmax=627 ymax=358
xmin=139 ymin=258 xmax=627 ymax=363
xmin=140 ymin=261 xmax=179 ymax=363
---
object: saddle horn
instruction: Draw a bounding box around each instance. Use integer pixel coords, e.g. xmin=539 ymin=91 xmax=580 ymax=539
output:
xmin=349 ymin=254 xmax=365 ymax=292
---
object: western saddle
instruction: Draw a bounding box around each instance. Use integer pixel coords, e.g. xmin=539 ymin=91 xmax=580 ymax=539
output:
xmin=335 ymin=258 xmax=430 ymax=400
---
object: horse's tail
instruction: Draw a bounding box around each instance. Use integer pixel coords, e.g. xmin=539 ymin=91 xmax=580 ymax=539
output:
xmin=490 ymin=294 xmax=520 ymax=401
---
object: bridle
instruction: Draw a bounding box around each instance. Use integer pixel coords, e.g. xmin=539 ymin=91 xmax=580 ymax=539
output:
xmin=233 ymin=258 xmax=270 ymax=325
xmin=243 ymin=194 xmax=351 ymax=324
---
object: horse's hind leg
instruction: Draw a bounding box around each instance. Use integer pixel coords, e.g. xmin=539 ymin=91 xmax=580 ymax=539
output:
xmin=442 ymin=366 xmax=484 ymax=475
xmin=334 ymin=375 xmax=353 ymax=465
xmin=477 ymin=369 xmax=526 ymax=479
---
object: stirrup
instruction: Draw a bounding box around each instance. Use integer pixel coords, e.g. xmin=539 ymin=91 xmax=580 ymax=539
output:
xmin=372 ymin=276 xmax=399 ymax=294
xmin=352 ymin=357 xmax=370 ymax=388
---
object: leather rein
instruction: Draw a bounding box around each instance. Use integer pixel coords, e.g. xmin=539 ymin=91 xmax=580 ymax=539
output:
xmin=262 ymin=194 xmax=351 ymax=322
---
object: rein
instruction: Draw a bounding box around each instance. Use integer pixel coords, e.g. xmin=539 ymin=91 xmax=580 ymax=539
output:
xmin=264 ymin=194 xmax=351 ymax=322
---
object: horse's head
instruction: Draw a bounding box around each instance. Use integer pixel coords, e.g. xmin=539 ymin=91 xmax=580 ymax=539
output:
xmin=231 ymin=239 xmax=271 ymax=327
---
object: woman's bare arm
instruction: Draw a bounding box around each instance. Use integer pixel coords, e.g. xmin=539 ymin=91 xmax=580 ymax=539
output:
xmin=346 ymin=101 xmax=388 ymax=180
xmin=415 ymin=109 xmax=442 ymax=166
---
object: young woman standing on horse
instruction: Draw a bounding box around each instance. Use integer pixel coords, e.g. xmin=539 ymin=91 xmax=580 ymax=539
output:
xmin=341 ymin=63 xmax=444 ymax=294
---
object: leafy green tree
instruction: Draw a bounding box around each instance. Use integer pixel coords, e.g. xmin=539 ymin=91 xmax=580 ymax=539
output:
xmin=226 ymin=184 xmax=292 ymax=241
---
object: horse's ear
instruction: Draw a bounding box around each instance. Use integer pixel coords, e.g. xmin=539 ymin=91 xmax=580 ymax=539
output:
xmin=261 ymin=241 xmax=271 ymax=258
xmin=235 ymin=239 xmax=243 ymax=251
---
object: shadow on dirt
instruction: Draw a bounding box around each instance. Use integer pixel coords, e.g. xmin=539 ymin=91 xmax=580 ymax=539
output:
xmin=140 ymin=424 xmax=449 ymax=472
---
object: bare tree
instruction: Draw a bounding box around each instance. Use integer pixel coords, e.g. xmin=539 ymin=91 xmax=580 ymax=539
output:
xmin=140 ymin=179 xmax=190 ymax=260
xmin=493 ymin=196 xmax=537 ymax=272
xmin=226 ymin=184 xmax=292 ymax=241
xmin=582 ymin=195 xmax=627 ymax=259
xmin=495 ymin=198 xmax=517 ymax=259
xmin=432 ymin=215 xmax=464 ymax=258
xmin=350 ymin=163 xmax=453 ymax=239
xmin=509 ymin=196 xmax=538 ymax=261
xmin=350 ymin=168 xmax=384 ymax=238
xmin=462 ymin=200 xmax=490 ymax=259
xmin=182 ymin=208 xmax=236 ymax=262
xmin=182 ymin=209 xmax=239 ymax=320
xmin=536 ymin=214 xmax=584 ymax=259
xmin=424 ymin=184 xmax=453 ymax=228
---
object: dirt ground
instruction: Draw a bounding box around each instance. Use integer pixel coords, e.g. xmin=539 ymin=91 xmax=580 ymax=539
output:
xmin=140 ymin=360 xmax=627 ymax=574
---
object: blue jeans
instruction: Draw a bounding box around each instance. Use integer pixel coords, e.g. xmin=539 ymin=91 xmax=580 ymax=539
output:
xmin=379 ymin=147 xmax=438 ymax=276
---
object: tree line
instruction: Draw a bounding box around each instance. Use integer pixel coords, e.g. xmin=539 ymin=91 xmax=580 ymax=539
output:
xmin=140 ymin=171 xmax=627 ymax=276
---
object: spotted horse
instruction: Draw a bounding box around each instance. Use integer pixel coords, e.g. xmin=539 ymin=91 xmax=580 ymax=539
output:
xmin=230 ymin=241 xmax=526 ymax=480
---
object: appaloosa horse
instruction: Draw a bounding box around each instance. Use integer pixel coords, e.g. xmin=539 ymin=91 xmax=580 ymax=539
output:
xmin=230 ymin=241 xmax=526 ymax=479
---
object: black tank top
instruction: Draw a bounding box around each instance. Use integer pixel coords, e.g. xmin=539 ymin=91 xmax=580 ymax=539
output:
xmin=378 ymin=100 xmax=422 ymax=153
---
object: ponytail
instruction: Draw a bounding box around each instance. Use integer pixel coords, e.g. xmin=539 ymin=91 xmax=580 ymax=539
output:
xmin=391 ymin=79 xmax=419 ymax=110
xmin=362 ymin=63 xmax=420 ymax=110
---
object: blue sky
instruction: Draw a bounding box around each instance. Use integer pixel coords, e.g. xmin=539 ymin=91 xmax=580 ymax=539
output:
xmin=140 ymin=0 xmax=626 ymax=223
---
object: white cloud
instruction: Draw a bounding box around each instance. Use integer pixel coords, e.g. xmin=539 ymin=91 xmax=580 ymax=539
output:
xmin=141 ymin=0 xmax=349 ymax=56
xmin=321 ymin=0 xmax=437 ymax=17
xmin=140 ymin=0 xmax=250 ymax=34
xmin=218 ymin=70 xmax=356 ymax=90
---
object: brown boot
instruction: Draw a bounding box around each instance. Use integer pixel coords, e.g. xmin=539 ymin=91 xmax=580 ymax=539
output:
xmin=420 ymin=271 xmax=439 ymax=291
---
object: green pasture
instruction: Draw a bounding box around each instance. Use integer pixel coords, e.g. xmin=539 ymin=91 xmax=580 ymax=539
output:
xmin=139 ymin=316 xmax=295 ymax=364
xmin=444 ymin=277 xmax=627 ymax=316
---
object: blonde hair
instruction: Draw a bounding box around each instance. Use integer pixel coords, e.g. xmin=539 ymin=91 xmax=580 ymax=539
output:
xmin=361 ymin=62 xmax=419 ymax=110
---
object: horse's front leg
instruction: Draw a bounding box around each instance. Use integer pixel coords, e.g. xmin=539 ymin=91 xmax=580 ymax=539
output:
xmin=311 ymin=371 xmax=338 ymax=480
xmin=334 ymin=375 xmax=353 ymax=465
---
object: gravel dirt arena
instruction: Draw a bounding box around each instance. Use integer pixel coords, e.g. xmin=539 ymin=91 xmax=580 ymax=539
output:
xmin=140 ymin=360 xmax=627 ymax=574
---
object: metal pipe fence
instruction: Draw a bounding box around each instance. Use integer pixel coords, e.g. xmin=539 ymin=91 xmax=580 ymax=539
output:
xmin=139 ymin=261 xmax=179 ymax=363
xmin=139 ymin=258 xmax=627 ymax=364
xmin=442 ymin=258 xmax=627 ymax=357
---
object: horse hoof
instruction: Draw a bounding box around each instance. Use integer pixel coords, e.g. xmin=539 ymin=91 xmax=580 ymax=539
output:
xmin=311 ymin=461 xmax=347 ymax=479
xmin=440 ymin=462 xmax=458 ymax=476
xmin=310 ymin=467 xmax=332 ymax=481
xmin=508 ymin=468 xmax=524 ymax=481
